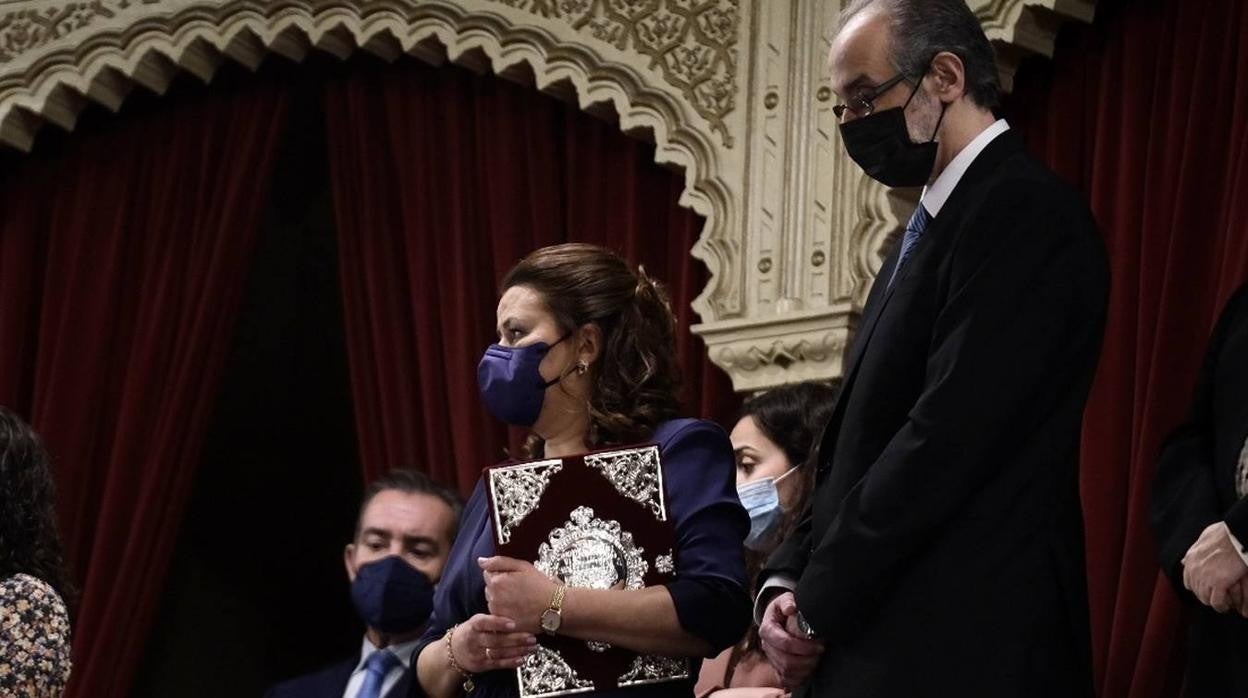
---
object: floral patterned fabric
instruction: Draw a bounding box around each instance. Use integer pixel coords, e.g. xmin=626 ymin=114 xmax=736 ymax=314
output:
xmin=0 ymin=574 xmax=71 ymax=697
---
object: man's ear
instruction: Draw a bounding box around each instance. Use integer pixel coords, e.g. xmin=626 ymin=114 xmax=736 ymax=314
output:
xmin=928 ymin=50 xmax=967 ymax=103
xmin=344 ymin=543 xmax=358 ymax=583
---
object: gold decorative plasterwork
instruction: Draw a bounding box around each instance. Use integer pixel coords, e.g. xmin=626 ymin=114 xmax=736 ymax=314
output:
xmin=971 ymin=0 xmax=1096 ymax=89
xmin=0 ymin=0 xmax=748 ymax=322
xmin=0 ymin=0 xmax=1095 ymax=392
xmin=483 ymin=0 xmax=740 ymax=147
xmin=0 ymin=2 xmax=118 ymax=62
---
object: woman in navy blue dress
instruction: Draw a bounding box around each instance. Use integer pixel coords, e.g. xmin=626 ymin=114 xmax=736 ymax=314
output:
xmin=413 ymin=244 xmax=751 ymax=698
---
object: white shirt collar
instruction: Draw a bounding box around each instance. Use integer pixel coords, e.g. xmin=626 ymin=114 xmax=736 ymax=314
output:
xmin=921 ymin=119 xmax=1011 ymax=217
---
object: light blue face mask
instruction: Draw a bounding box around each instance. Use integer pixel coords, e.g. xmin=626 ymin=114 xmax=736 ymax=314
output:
xmin=737 ymin=466 xmax=798 ymax=551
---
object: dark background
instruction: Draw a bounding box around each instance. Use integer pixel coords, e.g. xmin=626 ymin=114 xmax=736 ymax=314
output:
xmin=127 ymin=61 xmax=366 ymax=696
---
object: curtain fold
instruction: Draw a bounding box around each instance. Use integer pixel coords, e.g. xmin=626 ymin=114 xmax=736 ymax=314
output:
xmin=1005 ymin=0 xmax=1248 ymax=695
xmin=0 ymin=86 xmax=288 ymax=698
xmin=325 ymin=61 xmax=737 ymax=492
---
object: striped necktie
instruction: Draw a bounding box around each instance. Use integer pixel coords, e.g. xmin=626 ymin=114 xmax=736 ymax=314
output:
xmin=358 ymin=650 xmax=400 ymax=698
xmin=889 ymin=204 xmax=932 ymax=287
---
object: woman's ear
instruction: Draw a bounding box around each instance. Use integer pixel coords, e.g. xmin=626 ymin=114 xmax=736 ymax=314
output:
xmin=577 ymin=324 xmax=603 ymax=368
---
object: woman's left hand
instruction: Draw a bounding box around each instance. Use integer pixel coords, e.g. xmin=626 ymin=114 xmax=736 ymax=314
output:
xmin=480 ymin=556 xmax=559 ymax=634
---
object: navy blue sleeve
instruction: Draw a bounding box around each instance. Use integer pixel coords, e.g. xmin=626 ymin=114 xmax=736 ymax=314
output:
xmin=411 ymin=478 xmax=493 ymax=671
xmin=658 ymin=419 xmax=752 ymax=654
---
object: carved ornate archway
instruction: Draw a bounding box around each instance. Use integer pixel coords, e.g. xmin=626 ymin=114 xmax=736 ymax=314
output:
xmin=0 ymin=0 xmax=1095 ymax=391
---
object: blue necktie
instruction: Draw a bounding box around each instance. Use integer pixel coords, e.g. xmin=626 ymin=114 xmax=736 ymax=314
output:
xmin=889 ymin=204 xmax=932 ymax=287
xmin=358 ymin=650 xmax=401 ymax=698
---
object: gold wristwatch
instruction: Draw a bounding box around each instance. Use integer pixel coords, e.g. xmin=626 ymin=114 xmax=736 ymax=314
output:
xmin=540 ymin=584 xmax=569 ymax=635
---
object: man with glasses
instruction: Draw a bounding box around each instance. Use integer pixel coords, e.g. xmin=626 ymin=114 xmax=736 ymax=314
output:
xmin=755 ymin=1 xmax=1108 ymax=696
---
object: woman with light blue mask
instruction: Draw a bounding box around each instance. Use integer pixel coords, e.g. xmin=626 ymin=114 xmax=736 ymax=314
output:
xmin=695 ymin=384 xmax=837 ymax=698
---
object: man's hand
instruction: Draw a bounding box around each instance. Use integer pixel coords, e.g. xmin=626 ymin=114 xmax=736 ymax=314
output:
xmin=1182 ymin=522 xmax=1248 ymax=612
xmin=1226 ymin=578 xmax=1248 ymax=618
xmin=758 ymin=591 xmax=824 ymax=690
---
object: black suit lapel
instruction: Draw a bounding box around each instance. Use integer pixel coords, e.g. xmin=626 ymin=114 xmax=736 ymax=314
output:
xmin=385 ymin=670 xmax=413 ymax=698
xmin=838 ymin=253 xmax=903 ymax=394
xmin=813 ymin=248 xmax=896 ymax=480
xmin=332 ymin=657 xmax=357 ymax=697
xmin=815 ymin=128 xmax=1027 ymax=478
xmin=841 ymin=131 xmax=1025 ymax=385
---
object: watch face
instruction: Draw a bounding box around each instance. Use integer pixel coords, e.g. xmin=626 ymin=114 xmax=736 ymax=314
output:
xmin=540 ymin=608 xmax=561 ymax=633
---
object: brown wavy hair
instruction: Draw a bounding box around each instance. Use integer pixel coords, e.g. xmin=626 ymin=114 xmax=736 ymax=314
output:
xmin=0 ymin=406 xmax=75 ymax=607
xmin=735 ymin=383 xmax=838 ymax=652
xmin=501 ymin=243 xmax=682 ymax=456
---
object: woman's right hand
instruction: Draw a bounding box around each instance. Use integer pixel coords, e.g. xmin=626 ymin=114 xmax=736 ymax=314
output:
xmin=452 ymin=613 xmax=539 ymax=672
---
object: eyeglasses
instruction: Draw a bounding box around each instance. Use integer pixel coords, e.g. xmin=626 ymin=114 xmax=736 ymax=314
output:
xmin=832 ymin=73 xmax=910 ymax=120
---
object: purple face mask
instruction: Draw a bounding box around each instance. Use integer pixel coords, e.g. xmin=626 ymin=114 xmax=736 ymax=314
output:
xmin=476 ymin=333 xmax=570 ymax=426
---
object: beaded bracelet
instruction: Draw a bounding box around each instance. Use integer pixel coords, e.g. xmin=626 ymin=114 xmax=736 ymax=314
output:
xmin=444 ymin=624 xmax=476 ymax=693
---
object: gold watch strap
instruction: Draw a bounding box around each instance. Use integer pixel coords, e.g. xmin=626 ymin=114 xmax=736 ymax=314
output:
xmin=550 ymin=584 xmax=568 ymax=612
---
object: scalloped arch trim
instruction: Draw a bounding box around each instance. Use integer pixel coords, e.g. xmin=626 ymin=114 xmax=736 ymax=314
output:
xmin=0 ymin=1 xmax=745 ymax=319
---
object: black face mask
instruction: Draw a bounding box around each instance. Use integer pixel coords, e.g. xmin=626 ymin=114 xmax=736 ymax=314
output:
xmin=839 ymin=80 xmax=948 ymax=188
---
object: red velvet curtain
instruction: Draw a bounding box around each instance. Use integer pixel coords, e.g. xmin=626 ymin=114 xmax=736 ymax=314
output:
xmin=0 ymin=87 xmax=288 ymax=697
xmin=1004 ymin=0 xmax=1248 ymax=695
xmin=324 ymin=61 xmax=737 ymax=492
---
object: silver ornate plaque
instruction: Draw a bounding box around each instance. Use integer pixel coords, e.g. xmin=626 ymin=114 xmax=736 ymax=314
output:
xmin=618 ymin=655 xmax=691 ymax=687
xmin=534 ymin=506 xmax=649 ymax=591
xmin=518 ymin=646 xmax=594 ymax=698
xmin=488 ymin=443 xmax=685 ymax=698
xmin=488 ymin=458 xmax=563 ymax=545
xmin=655 ymin=551 xmax=675 ymax=575
xmin=584 ymin=445 xmax=668 ymax=520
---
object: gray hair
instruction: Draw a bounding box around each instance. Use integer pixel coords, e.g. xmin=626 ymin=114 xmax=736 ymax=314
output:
xmin=839 ymin=0 xmax=1001 ymax=110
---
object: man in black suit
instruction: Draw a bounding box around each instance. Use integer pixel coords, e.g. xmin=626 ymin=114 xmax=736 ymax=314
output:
xmin=755 ymin=1 xmax=1108 ymax=696
xmin=1153 ymin=283 xmax=1248 ymax=696
xmin=268 ymin=470 xmax=461 ymax=698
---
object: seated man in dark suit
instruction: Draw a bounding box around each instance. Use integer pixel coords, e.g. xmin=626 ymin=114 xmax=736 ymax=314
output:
xmin=1153 ymin=282 xmax=1248 ymax=697
xmin=268 ymin=470 xmax=462 ymax=698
